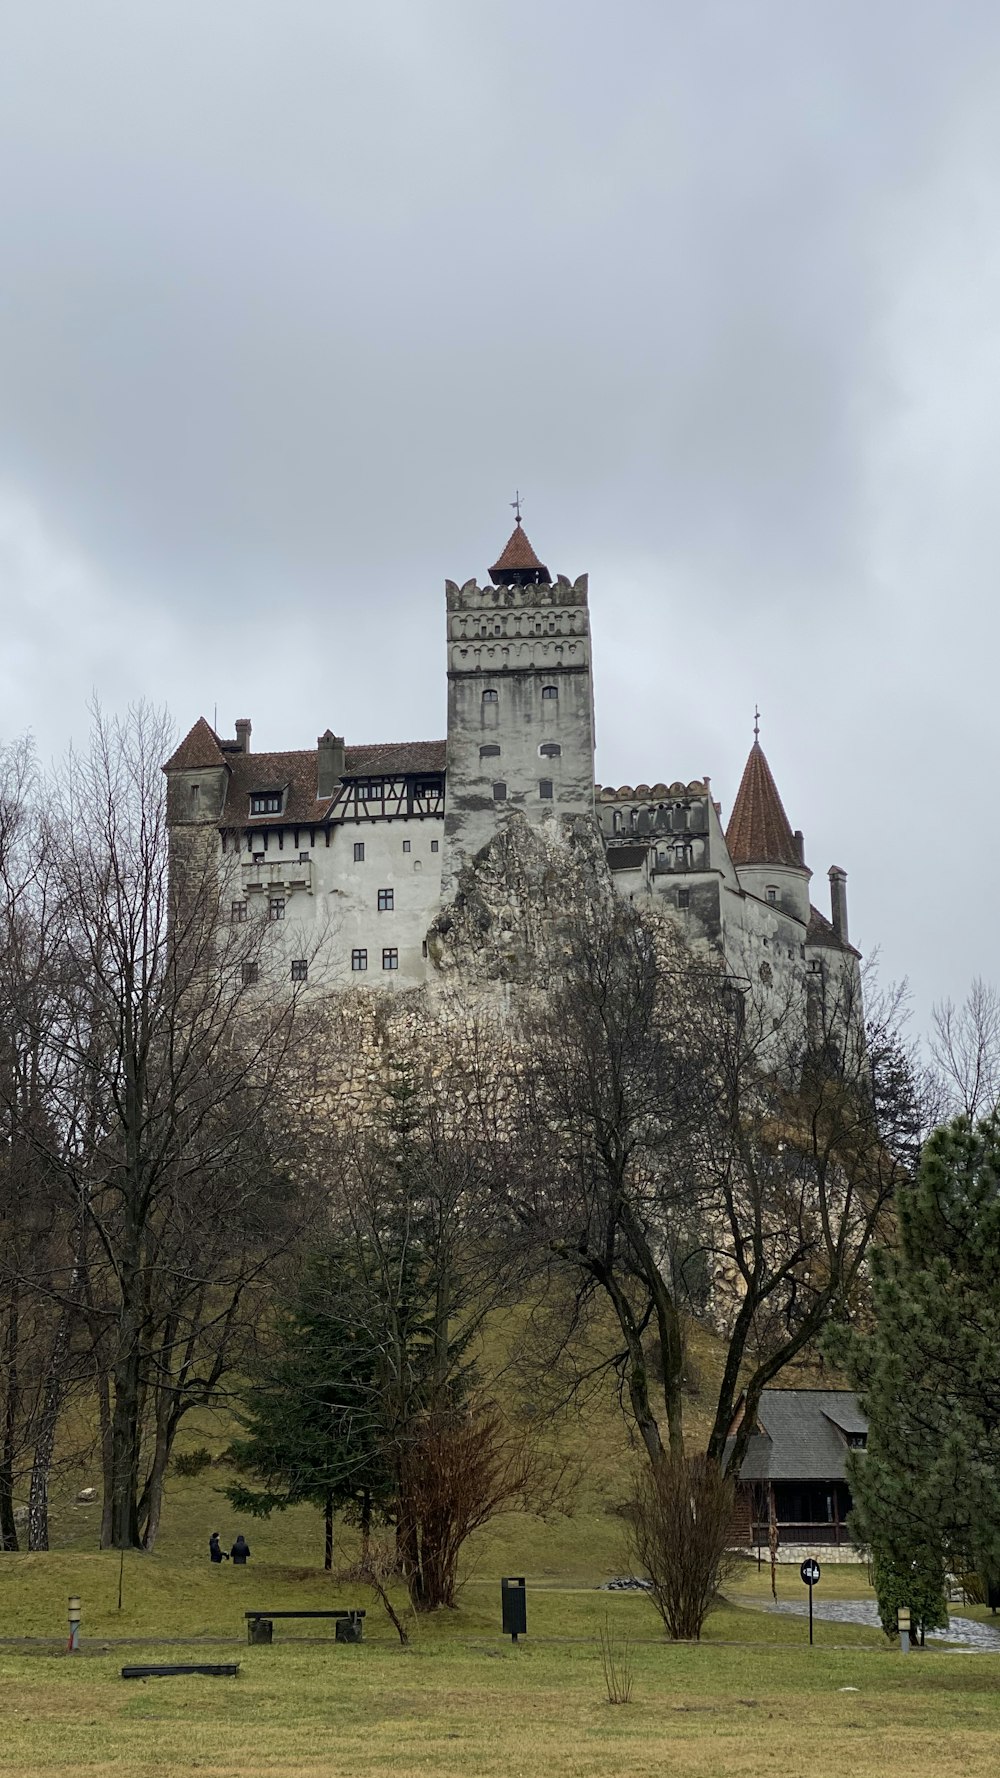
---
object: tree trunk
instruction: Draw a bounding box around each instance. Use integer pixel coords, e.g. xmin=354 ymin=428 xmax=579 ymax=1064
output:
xmin=324 ymin=1490 xmax=334 ymax=1571
xmin=96 ymin=1359 xmax=114 ymax=1548
xmin=360 ymin=1489 xmax=372 ymax=1564
xmin=108 ymin=1329 xmax=143 ymax=1549
xmin=139 ymin=1418 xmax=172 ymax=1552
xmin=27 ymin=1308 xmax=72 ymax=1551
xmin=0 ymin=1292 xmax=21 ymax=1551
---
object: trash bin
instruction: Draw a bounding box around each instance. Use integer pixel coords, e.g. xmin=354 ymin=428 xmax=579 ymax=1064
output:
xmin=335 ymin=1616 xmax=363 ymax=1645
xmin=501 ymin=1577 xmax=527 ymax=1642
xmin=248 ymin=1617 xmax=273 ymax=1646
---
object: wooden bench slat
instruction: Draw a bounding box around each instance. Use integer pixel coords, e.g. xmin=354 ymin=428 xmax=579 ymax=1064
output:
xmin=244 ymin=1610 xmax=366 ymax=1620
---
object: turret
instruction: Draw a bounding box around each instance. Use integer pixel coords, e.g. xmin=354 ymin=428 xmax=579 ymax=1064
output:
xmin=725 ymin=731 xmax=811 ymax=925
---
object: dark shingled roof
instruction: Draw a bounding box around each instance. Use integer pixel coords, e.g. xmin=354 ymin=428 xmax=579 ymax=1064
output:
xmin=807 ymin=904 xmax=861 ymax=959
xmin=726 ymin=741 xmax=801 ymax=869
xmin=217 ymin=740 xmax=446 ymax=826
xmin=731 ymin=1390 xmax=867 ymax=1482
xmin=164 ymin=718 xmax=228 ymax=772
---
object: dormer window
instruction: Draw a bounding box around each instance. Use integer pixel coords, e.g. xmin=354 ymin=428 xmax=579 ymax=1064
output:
xmin=250 ymin=791 xmax=282 ymax=816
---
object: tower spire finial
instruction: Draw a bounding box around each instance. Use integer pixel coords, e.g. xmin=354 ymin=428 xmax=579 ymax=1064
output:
xmin=511 ymin=489 xmax=523 ymax=525
xmin=753 ymin=703 xmax=760 ymax=741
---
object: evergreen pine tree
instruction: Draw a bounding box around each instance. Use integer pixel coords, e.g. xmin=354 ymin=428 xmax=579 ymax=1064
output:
xmin=227 ymin=1247 xmax=393 ymax=1568
xmin=833 ymin=1114 xmax=1000 ymax=1634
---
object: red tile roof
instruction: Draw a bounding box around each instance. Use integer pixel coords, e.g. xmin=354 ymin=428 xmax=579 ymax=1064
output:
xmin=490 ymin=522 xmax=550 ymax=583
xmin=164 ymin=717 xmax=228 ymax=772
xmin=726 ymin=741 xmax=801 ymax=868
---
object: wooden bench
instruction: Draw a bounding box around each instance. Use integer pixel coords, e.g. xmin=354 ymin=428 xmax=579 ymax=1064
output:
xmin=244 ymin=1609 xmax=366 ymax=1645
xmin=122 ymin=1663 xmax=240 ymax=1679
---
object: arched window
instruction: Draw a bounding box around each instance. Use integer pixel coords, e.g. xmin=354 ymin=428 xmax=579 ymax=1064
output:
xmin=539 ymin=742 xmax=561 ymax=758
xmin=492 ymin=782 xmax=507 ymax=802
xmin=630 ymin=808 xmax=639 ymax=831
xmin=613 ymin=811 xmax=623 ymax=833
xmin=482 ymin=688 xmax=499 ymax=703
xmin=541 ymin=685 xmax=558 ymax=701
xmin=480 ymin=744 xmax=501 ymax=759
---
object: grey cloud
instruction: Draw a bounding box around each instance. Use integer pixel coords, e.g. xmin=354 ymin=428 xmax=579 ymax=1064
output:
xmin=1 ymin=0 xmax=1000 ymax=1023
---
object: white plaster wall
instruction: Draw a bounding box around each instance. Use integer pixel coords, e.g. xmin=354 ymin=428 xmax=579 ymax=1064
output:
xmin=245 ymin=815 xmax=445 ymax=990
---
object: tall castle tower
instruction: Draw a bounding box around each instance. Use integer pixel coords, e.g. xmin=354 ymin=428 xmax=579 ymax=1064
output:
xmin=440 ymin=518 xmax=596 ymax=896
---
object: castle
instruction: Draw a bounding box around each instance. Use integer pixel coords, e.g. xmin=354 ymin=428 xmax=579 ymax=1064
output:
xmin=164 ymin=519 xmax=859 ymax=1006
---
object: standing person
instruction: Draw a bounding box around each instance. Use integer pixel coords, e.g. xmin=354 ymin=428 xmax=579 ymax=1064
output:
xmin=208 ymin=1532 xmax=227 ymax=1564
xmin=230 ymin=1533 xmax=251 ymax=1566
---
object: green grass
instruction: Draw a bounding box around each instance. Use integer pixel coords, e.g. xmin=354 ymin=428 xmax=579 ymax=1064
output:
xmin=1 ymin=1350 xmax=993 ymax=1774
xmin=1 ymin=1628 xmax=998 ymax=1777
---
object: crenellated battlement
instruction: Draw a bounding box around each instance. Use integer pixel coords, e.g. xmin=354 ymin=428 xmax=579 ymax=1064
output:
xmin=445 ymin=574 xmax=588 ymax=614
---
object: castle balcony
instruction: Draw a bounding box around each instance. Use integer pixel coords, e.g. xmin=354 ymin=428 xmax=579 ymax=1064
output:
xmin=241 ymin=857 xmax=313 ymax=894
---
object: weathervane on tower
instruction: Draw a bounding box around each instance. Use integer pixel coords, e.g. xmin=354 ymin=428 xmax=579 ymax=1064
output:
xmin=510 ymin=489 xmax=523 ymax=525
xmin=754 ymin=704 xmax=761 ymax=741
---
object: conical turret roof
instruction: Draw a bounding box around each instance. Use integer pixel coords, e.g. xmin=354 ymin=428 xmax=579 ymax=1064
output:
xmin=489 ymin=521 xmax=550 ymax=587
xmin=726 ymin=740 xmax=802 ymax=868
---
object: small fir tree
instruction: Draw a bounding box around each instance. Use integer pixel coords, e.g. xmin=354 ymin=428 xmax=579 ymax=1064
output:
xmin=227 ymin=1248 xmax=393 ymax=1568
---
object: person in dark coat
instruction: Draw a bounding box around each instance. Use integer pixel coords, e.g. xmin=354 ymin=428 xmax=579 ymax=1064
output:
xmin=209 ymin=1532 xmax=227 ymax=1564
xmin=230 ymin=1534 xmax=251 ymax=1565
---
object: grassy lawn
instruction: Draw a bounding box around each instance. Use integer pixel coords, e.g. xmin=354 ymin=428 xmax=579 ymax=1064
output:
xmin=1 ymin=1367 xmax=994 ymax=1773
xmin=0 ymin=1543 xmax=996 ymax=1776
xmin=1 ymin=1627 xmax=998 ymax=1778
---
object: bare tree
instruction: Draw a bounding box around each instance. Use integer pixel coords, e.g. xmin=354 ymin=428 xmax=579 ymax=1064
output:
xmin=930 ymin=978 xmax=1000 ymax=1120
xmin=2 ymin=704 xmax=325 ymax=1549
xmin=510 ymin=897 xmax=923 ymax=1490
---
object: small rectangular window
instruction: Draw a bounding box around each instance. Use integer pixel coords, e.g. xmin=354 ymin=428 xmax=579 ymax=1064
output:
xmin=382 ymin=948 xmax=399 ymax=971
xmin=678 ymin=888 xmax=690 ymax=910
xmin=402 ymin=840 xmax=411 ymax=853
xmin=354 ymin=841 xmax=365 ymax=862
xmin=291 ymin=959 xmax=307 ymax=982
xmin=351 ymin=948 xmax=368 ymax=972
xmin=766 ymin=886 xmax=777 ymax=905
xmin=268 ymin=897 xmax=286 ymax=921
xmin=241 ymin=961 xmax=259 ymax=986
xmin=253 ymin=852 xmax=265 ymax=865
xmin=299 ymin=851 xmax=310 ymax=863
xmin=539 ymin=779 xmax=553 ymax=800
xmin=231 ymin=900 xmax=248 ymax=922
xmin=492 ymin=782 xmax=507 ymax=802
xmin=378 ymin=888 xmax=394 ymax=911
xmin=431 ymin=839 xmax=439 ymax=852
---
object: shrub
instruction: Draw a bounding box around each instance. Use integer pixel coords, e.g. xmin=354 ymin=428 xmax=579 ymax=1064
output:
xmin=173 ymin=1447 xmax=213 ymax=1478
xmin=627 ymin=1453 xmax=736 ymax=1641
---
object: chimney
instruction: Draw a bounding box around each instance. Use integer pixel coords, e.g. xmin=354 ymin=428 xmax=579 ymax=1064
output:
xmin=828 ymin=866 xmax=849 ymax=942
xmin=317 ymin=730 xmax=346 ymax=798
xmin=794 ymin=829 xmax=806 ymax=866
xmin=235 ymin=717 xmax=252 ymax=753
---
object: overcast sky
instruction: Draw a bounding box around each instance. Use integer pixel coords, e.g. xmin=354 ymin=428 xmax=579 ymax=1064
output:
xmin=1 ymin=0 xmax=998 ymax=1027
